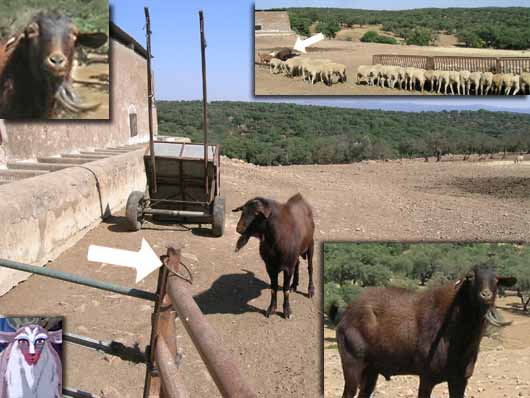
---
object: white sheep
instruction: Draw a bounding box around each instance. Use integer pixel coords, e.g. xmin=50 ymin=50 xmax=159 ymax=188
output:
xmin=269 ymin=58 xmax=284 ymax=74
xmin=518 ymin=72 xmax=529 ymax=95
xmin=514 ymin=155 xmax=524 ymax=164
xmin=356 ymin=65 xmax=376 ymax=86
xmin=284 ymin=57 xmax=306 ymax=77
xmin=465 ymin=72 xmax=481 ymax=95
xmin=480 ymin=72 xmax=494 ymax=95
xmin=501 ymin=73 xmax=520 ymax=95
xmin=459 ymin=70 xmax=471 ymax=95
xmin=492 ymin=74 xmax=503 ymax=94
xmin=322 ymin=62 xmax=347 ymax=85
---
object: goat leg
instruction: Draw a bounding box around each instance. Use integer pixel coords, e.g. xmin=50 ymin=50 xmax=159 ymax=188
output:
xmin=307 ymin=243 xmax=315 ymax=298
xmin=448 ymin=377 xmax=468 ymax=398
xmin=283 ymin=269 xmax=293 ymax=319
xmin=290 ymin=260 xmax=299 ymax=292
xmin=265 ymin=270 xmax=278 ymax=318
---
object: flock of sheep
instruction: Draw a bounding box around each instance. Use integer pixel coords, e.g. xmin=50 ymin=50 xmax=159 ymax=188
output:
xmin=356 ymin=64 xmax=530 ymax=95
xmin=258 ymin=50 xmax=347 ymax=86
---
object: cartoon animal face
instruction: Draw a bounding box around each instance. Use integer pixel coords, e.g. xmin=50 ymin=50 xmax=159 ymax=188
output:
xmin=0 ymin=325 xmax=61 ymax=366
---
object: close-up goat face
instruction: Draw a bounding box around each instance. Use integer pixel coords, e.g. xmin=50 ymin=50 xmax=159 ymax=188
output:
xmin=21 ymin=12 xmax=107 ymax=80
xmin=232 ymin=198 xmax=270 ymax=234
xmin=463 ymin=265 xmax=516 ymax=308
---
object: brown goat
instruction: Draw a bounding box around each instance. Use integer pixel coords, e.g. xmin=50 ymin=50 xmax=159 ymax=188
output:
xmin=232 ymin=193 xmax=315 ymax=319
xmin=257 ymin=52 xmax=272 ymax=64
xmin=272 ymin=47 xmax=296 ymax=61
xmin=0 ymin=10 xmax=107 ymax=118
xmin=335 ymin=265 xmax=516 ymax=398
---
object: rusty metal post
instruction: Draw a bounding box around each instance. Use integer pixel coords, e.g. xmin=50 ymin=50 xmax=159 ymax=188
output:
xmin=166 ymin=247 xmax=257 ymax=398
xmin=199 ymin=10 xmax=209 ymax=198
xmin=145 ymin=7 xmax=157 ymax=193
xmin=143 ymin=260 xmax=169 ymax=398
xmin=156 ymin=338 xmax=189 ymax=398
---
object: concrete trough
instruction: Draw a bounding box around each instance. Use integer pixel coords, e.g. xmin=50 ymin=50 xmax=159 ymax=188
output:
xmin=0 ymin=169 xmax=49 ymax=180
xmin=61 ymin=154 xmax=109 ymax=160
xmin=79 ymin=151 xmax=116 ymax=156
xmin=7 ymin=162 xmax=75 ymax=172
xmin=0 ymin=148 xmax=147 ymax=295
xmin=37 ymin=157 xmax=92 ymax=164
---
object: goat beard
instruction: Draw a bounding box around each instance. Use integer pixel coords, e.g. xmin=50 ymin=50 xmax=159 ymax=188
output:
xmin=235 ymin=233 xmax=251 ymax=252
xmin=54 ymin=82 xmax=100 ymax=113
xmin=484 ymin=306 xmax=512 ymax=327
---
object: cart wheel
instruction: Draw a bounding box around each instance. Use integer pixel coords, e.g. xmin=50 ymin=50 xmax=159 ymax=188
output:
xmin=126 ymin=191 xmax=145 ymax=231
xmin=212 ymin=196 xmax=225 ymax=237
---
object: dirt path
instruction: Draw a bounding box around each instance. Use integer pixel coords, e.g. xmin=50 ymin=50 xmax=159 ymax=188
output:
xmin=0 ymin=158 xmax=529 ymax=397
xmin=255 ymin=35 xmax=530 ymax=96
xmin=324 ymin=297 xmax=530 ymax=398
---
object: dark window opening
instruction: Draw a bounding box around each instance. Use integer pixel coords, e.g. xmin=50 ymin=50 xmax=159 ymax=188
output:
xmin=255 ymin=24 xmax=262 ymax=31
xmin=129 ymin=112 xmax=138 ymax=137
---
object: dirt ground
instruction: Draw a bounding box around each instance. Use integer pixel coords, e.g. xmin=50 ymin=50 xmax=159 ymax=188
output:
xmin=68 ymin=58 xmax=109 ymax=119
xmin=324 ymin=296 xmax=530 ymax=398
xmin=254 ymin=31 xmax=530 ymax=96
xmin=0 ymin=157 xmax=530 ymax=397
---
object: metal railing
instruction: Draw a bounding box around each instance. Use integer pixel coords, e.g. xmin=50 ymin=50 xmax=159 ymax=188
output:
xmin=0 ymin=246 xmax=256 ymax=398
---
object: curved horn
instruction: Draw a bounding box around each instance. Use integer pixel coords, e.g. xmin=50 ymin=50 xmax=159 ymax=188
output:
xmin=485 ymin=307 xmax=512 ymax=327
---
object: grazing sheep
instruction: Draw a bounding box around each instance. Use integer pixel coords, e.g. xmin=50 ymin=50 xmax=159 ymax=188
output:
xmin=465 ymin=71 xmax=481 ymax=95
xmin=356 ymin=65 xmax=377 ymax=86
xmin=269 ymin=58 xmax=284 ymax=74
xmin=459 ymin=70 xmax=471 ymax=95
xmin=283 ymin=56 xmax=306 ymax=77
xmin=335 ymin=265 xmax=517 ymax=398
xmin=480 ymin=72 xmax=494 ymax=95
xmin=501 ymin=73 xmax=520 ymax=95
xmin=492 ymin=73 xmax=503 ymax=94
xmin=257 ymin=52 xmax=272 ymax=65
xmin=520 ymin=72 xmax=530 ymax=94
xmin=322 ymin=62 xmax=347 ymax=85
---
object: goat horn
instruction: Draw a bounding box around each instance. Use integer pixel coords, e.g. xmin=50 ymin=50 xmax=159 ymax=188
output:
xmin=55 ymin=85 xmax=100 ymax=113
xmin=485 ymin=307 xmax=512 ymax=327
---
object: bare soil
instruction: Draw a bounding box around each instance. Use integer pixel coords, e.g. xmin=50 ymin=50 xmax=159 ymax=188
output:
xmin=255 ymin=33 xmax=530 ymax=96
xmin=324 ymin=296 xmax=530 ymax=398
xmin=0 ymin=158 xmax=529 ymax=397
xmin=68 ymin=60 xmax=110 ymax=119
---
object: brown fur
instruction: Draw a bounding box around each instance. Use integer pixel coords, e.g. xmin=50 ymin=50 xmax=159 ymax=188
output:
xmin=233 ymin=193 xmax=315 ymax=319
xmin=336 ymin=265 xmax=516 ymax=398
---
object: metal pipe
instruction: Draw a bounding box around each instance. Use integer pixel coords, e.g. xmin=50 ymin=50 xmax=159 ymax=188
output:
xmin=199 ymin=10 xmax=209 ymax=199
xmin=143 ymin=208 xmax=209 ymax=218
xmin=63 ymin=332 xmax=146 ymax=363
xmin=63 ymin=388 xmax=101 ymax=398
xmin=145 ymin=7 xmax=157 ymax=193
xmin=167 ymin=275 xmax=257 ymax=398
xmin=156 ymin=336 xmax=190 ymax=398
xmin=0 ymin=259 xmax=157 ymax=301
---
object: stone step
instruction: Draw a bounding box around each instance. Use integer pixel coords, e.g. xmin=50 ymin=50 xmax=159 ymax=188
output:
xmin=37 ymin=157 xmax=91 ymax=164
xmin=61 ymin=153 xmax=108 ymax=159
xmin=7 ymin=162 xmax=74 ymax=172
xmin=0 ymin=169 xmax=49 ymax=180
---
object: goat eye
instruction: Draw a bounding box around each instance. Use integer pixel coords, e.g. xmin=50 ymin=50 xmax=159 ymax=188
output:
xmin=18 ymin=339 xmax=29 ymax=346
xmin=35 ymin=338 xmax=45 ymax=345
xmin=69 ymin=33 xmax=77 ymax=42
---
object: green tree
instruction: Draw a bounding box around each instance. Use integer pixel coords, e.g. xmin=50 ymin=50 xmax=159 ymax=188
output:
xmin=406 ymin=27 xmax=435 ymax=46
xmin=316 ymin=19 xmax=341 ymax=38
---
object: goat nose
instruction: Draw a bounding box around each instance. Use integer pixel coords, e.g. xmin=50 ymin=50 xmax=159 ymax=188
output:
xmin=480 ymin=290 xmax=493 ymax=300
xmin=48 ymin=53 xmax=66 ymax=67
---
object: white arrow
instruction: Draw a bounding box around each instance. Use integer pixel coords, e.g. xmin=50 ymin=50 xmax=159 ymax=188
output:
xmin=293 ymin=33 xmax=325 ymax=53
xmin=87 ymin=238 xmax=162 ymax=283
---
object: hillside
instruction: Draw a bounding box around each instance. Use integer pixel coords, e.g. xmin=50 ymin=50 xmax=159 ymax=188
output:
xmin=157 ymin=101 xmax=530 ymax=165
xmin=280 ymin=7 xmax=530 ymax=49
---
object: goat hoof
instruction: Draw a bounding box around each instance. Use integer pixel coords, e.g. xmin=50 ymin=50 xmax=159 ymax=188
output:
xmin=308 ymin=286 xmax=315 ymax=298
xmin=290 ymin=285 xmax=298 ymax=293
xmin=283 ymin=309 xmax=292 ymax=320
xmin=265 ymin=305 xmax=276 ymax=318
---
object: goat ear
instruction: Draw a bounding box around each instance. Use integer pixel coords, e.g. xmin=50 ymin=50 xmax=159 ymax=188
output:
xmin=454 ymin=279 xmax=463 ymax=288
xmin=77 ymin=32 xmax=107 ymax=49
xmin=256 ymin=201 xmax=271 ymax=218
xmin=47 ymin=330 xmax=62 ymax=344
xmin=0 ymin=331 xmax=15 ymax=344
xmin=497 ymin=276 xmax=517 ymax=287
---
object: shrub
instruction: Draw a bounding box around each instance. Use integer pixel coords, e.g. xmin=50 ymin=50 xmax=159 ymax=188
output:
xmin=316 ymin=19 xmax=341 ymax=38
xmin=406 ymin=27 xmax=435 ymax=46
xmin=361 ymin=31 xmax=398 ymax=45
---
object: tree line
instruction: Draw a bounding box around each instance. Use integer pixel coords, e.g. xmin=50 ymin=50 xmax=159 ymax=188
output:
xmin=279 ymin=7 xmax=530 ymax=49
xmin=157 ymin=101 xmax=530 ymax=166
xmin=324 ymin=243 xmax=530 ymax=318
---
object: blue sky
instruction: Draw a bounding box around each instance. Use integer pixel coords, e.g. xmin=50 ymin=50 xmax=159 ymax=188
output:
xmin=109 ymin=0 xmax=530 ymax=113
